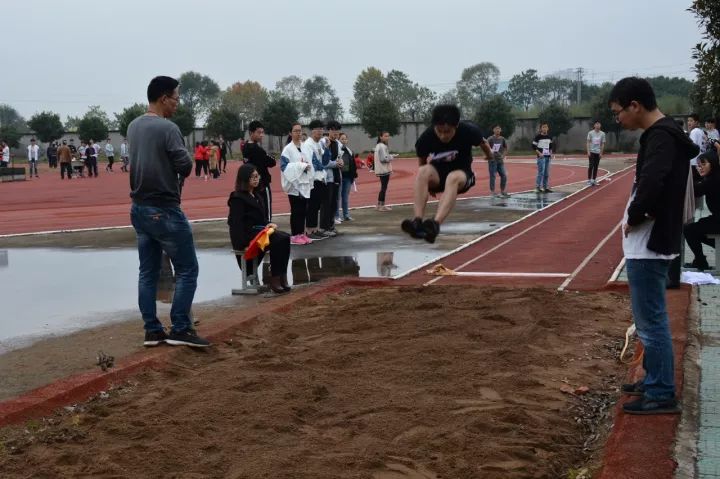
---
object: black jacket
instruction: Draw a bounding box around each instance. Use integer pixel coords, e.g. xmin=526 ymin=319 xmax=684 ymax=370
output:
xmin=694 ymin=173 xmax=720 ymax=218
xmin=242 ymin=142 xmax=276 ymax=190
xmin=227 ymin=190 xmax=268 ymax=250
xmin=627 ymin=117 xmax=700 ymax=254
xmin=340 ymin=144 xmax=358 ymax=180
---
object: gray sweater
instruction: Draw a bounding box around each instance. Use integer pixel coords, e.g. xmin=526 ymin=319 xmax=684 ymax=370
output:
xmin=127 ymin=115 xmax=192 ymax=207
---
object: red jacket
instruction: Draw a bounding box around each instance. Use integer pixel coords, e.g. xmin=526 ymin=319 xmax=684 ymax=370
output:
xmin=194 ymin=145 xmax=206 ymax=161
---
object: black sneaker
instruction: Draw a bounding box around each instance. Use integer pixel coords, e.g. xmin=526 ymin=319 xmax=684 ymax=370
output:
xmin=622 ymin=397 xmax=680 ymax=415
xmin=401 ymin=218 xmax=425 ymax=239
xmin=166 ymin=329 xmax=211 ymax=348
xmin=144 ymin=329 xmax=168 ymax=347
xmin=422 ymin=219 xmax=440 ymax=244
xmin=684 ymin=259 xmax=710 ymax=271
xmin=621 ymin=380 xmax=645 ymax=396
xmin=308 ymin=231 xmax=327 ymax=241
xmin=543 ymin=187 xmax=553 ymax=193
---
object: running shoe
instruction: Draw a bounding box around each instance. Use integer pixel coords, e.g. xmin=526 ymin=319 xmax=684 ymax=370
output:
xmin=543 ymin=187 xmax=553 ymax=193
xmin=166 ymin=329 xmax=211 ymax=348
xmin=343 ymin=216 xmax=354 ymax=221
xmin=422 ymin=219 xmax=441 ymax=244
xmin=308 ymin=231 xmax=327 ymax=241
xmin=300 ymin=234 xmax=313 ymax=244
xmin=401 ymin=218 xmax=425 ymax=239
xmin=290 ymin=235 xmax=306 ymax=245
xmin=500 ymin=192 xmax=511 ymax=198
xmin=144 ymin=329 xmax=168 ymax=347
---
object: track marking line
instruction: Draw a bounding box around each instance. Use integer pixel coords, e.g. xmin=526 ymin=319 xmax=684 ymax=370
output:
xmin=421 ymin=166 xmax=636 ymax=287
xmin=430 ymin=272 xmax=570 ymax=278
xmin=557 ymin=220 xmax=623 ymax=291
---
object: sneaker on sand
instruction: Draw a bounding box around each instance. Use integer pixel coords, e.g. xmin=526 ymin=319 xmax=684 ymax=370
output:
xmin=144 ymin=329 xmax=168 ymax=347
xmin=401 ymin=218 xmax=425 ymax=239
xmin=587 ymin=180 xmax=593 ymax=186
xmin=422 ymin=219 xmax=441 ymax=244
xmin=308 ymin=231 xmax=327 ymax=241
xmin=621 ymin=380 xmax=645 ymax=397
xmin=622 ymin=397 xmax=680 ymax=415
xmin=500 ymin=192 xmax=511 ymax=198
xmin=343 ymin=216 xmax=354 ymax=221
xmin=166 ymin=329 xmax=211 ymax=348
xmin=535 ymin=187 xmax=543 ymax=193
xmin=543 ymin=187 xmax=554 ymax=193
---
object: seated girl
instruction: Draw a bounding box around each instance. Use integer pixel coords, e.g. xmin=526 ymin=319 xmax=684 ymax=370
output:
xmin=684 ymin=148 xmax=720 ymax=271
xmin=228 ymin=164 xmax=291 ymax=293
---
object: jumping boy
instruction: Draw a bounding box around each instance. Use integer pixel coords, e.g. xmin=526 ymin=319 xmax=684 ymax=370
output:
xmin=401 ymin=104 xmax=492 ymax=243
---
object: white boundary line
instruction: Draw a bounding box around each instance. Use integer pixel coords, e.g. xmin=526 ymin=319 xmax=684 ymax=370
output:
xmin=556 ymin=220 xmax=623 ymax=291
xmin=431 ymin=272 xmax=569 ymax=278
xmin=408 ymin=165 xmax=636 ymax=287
xmin=0 ymin=161 xmax=625 ymax=239
xmin=608 ymin=258 xmax=627 ymax=283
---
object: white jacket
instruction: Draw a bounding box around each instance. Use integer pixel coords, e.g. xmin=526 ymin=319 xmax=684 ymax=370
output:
xmin=280 ymin=142 xmax=313 ymax=198
xmin=27 ymin=144 xmax=40 ymax=161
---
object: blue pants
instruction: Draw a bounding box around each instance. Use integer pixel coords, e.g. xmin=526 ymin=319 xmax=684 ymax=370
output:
xmin=626 ymin=258 xmax=675 ymax=401
xmin=340 ymin=176 xmax=353 ymax=218
xmin=536 ymin=155 xmax=551 ymax=188
xmin=488 ymin=160 xmax=507 ymax=192
xmin=130 ymin=204 xmax=199 ymax=333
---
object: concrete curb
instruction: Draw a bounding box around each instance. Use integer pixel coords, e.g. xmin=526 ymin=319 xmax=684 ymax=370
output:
xmin=0 ymin=277 xmax=391 ymax=427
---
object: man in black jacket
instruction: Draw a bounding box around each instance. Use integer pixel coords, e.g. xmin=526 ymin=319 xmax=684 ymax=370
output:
xmin=609 ymin=77 xmax=699 ymax=415
xmin=242 ymin=121 xmax=276 ymax=221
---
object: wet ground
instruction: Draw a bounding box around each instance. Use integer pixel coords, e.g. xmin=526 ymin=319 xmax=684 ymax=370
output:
xmin=0 ymin=191 xmax=570 ymax=352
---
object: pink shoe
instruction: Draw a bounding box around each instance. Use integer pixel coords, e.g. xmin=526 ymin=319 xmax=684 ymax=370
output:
xmin=290 ymin=235 xmax=305 ymax=245
xmin=300 ymin=234 xmax=313 ymax=244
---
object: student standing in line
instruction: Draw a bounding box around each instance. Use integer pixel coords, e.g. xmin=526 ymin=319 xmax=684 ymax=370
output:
xmin=86 ymin=139 xmax=99 ymax=177
xmin=374 ymin=131 xmax=394 ymax=212
xmin=120 ymin=139 xmax=129 ymax=172
xmin=47 ymin=141 xmax=58 ymax=169
xmin=586 ymin=121 xmax=606 ymax=186
xmin=303 ymin=120 xmax=331 ymax=241
xmin=105 ymin=139 xmax=115 ymax=172
xmin=242 ymin=120 xmax=276 ymax=221
xmin=281 ymin=122 xmax=314 ymax=245
xmin=0 ymin=141 xmax=9 ymax=167
xmin=338 ymin=132 xmax=358 ymax=221
xmin=57 ymin=140 xmax=73 ymax=179
xmin=533 ymin=123 xmax=554 ymax=193
xmin=486 ymin=125 xmax=509 ymax=197
xmin=27 ymin=138 xmax=40 ymax=178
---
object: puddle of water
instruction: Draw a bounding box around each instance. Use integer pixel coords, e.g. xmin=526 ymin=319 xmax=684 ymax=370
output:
xmin=0 ymin=245 xmax=448 ymax=348
xmin=461 ymin=192 xmax=564 ymax=211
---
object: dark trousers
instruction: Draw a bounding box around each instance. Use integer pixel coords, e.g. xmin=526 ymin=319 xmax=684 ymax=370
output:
xmin=321 ymin=182 xmax=339 ymax=230
xmin=60 ymin=163 xmax=72 ymax=179
xmin=378 ymin=174 xmax=390 ymax=203
xmin=588 ymin=153 xmax=601 ymax=180
xmin=106 ymin=156 xmax=114 ymax=171
xmin=195 ymin=160 xmax=209 ymax=176
xmin=288 ymin=194 xmax=308 ymax=236
xmin=28 ymin=160 xmax=38 ymax=176
xmin=307 ymin=180 xmax=327 ymax=229
xmin=258 ymin=186 xmax=272 ymax=221
xmin=87 ymin=157 xmax=98 ymax=177
xmin=684 ymin=216 xmax=720 ymax=263
xmin=235 ymin=231 xmax=291 ymax=277
xmin=220 ymin=155 xmax=227 ymax=171
xmin=49 ymin=156 xmax=58 ymax=168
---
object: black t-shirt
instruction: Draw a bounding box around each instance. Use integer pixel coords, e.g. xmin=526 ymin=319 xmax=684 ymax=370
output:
xmin=415 ymin=121 xmax=486 ymax=171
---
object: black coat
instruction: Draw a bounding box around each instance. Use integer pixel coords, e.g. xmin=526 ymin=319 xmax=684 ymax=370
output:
xmin=695 ymin=172 xmax=720 ymax=217
xmin=227 ymin=190 xmax=268 ymax=250
xmin=340 ymin=144 xmax=358 ymax=181
xmin=627 ymin=117 xmax=700 ymax=255
xmin=242 ymin=142 xmax=276 ymax=190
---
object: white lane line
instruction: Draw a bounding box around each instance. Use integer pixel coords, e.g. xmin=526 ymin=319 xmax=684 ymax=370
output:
xmin=422 ymin=167 xmax=635 ymax=287
xmin=557 ymin=220 xmax=623 ymax=292
xmin=433 ymin=272 xmax=569 ymax=278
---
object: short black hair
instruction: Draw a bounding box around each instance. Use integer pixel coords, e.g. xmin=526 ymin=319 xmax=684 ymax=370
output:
xmin=705 ymin=118 xmax=716 ymax=125
xmin=147 ymin=76 xmax=179 ymax=103
xmin=698 ymin=149 xmax=720 ymax=177
xmin=431 ymin=104 xmax=461 ymax=127
xmin=326 ymin=120 xmax=341 ymax=131
xmin=608 ymin=77 xmax=657 ymax=111
xmin=248 ymin=120 xmax=264 ymax=132
xmin=308 ymin=119 xmax=324 ymax=130
xmin=689 ymin=113 xmax=700 ymax=122
xmin=593 ymin=120 xmax=601 ymax=124
xmin=492 ymin=124 xmax=501 ymax=129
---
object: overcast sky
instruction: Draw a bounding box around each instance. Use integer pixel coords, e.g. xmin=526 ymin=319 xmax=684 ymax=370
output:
xmin=0 ymin=0 xmax=702 ymax=121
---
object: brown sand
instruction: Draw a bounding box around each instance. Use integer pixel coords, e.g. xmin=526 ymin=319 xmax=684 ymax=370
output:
xmin=0 ymin=285 xmax=630 ymax=478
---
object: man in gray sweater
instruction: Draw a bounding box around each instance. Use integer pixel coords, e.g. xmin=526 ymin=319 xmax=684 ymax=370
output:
xmin=127 ymin=75 xmax=210 ymax=348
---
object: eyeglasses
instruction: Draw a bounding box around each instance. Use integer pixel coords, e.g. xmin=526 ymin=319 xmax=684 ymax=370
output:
xmin=166 ymin=95 xmax=180 ymax=103
xmin=611 ymin=106 xmax=629 ymax=121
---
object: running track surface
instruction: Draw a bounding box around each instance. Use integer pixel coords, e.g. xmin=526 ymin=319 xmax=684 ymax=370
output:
xmin=0 ymin=158 xmax=604 ymax=235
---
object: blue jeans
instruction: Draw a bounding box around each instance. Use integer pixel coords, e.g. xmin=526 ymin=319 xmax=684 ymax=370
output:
xmin=340 ymin=176 xmax=353 ymax=218
xmin=130 ymin=204 xmax=199 ymax=333
xmin=626 ymin=258 xmax=675 ymax=401
xmin=488 ymin=160 xmax=507 ymax=192
xmin=536 ymin=156 xmax=551 ymax=188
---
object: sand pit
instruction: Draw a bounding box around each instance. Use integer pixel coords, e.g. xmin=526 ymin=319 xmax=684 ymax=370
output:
xmin=0 ymin=285 xmax=631 ymax=478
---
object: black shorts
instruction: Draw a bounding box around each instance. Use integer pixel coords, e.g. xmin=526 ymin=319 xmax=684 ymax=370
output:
xmin=428 ymin=161 xmax=475 ymax=194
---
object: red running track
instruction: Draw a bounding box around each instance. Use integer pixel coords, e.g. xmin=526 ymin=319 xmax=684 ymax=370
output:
xmin=0 ymin=158 xmax=599 ymax=235
xmin=399 ymin=165 xmax=636 ymax=291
